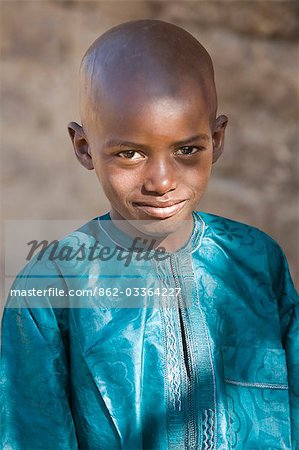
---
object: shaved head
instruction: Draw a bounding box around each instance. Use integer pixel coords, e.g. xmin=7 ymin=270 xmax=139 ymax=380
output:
xmin=79 ymin=19 xmax=217 ymax=132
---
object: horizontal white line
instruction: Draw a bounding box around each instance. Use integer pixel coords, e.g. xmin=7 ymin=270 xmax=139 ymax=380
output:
xmin=224 ymin=379 xmax=288 ymax=390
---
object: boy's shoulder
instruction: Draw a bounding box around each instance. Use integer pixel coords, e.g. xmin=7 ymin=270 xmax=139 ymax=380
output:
xmin=195 ymin=210 xmax=292 ymax=291
xmin=4 ymin=217 xmax=104 ymax=325
xmin=196 ymin=210 xmax=281 ymax=251
xmin=197 ymin=210 xmax=264 ymax=234
xmin=6 ymin=217 xmax=102 ymax=298
xmin=23 ymin=215 xmax=105 ymax=271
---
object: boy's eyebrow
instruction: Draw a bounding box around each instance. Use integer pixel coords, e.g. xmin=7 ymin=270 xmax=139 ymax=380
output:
xmin=172 ymin=134 xmax=210 ymax=146
xmin=104 ymin=134 xmax=210 ymax=149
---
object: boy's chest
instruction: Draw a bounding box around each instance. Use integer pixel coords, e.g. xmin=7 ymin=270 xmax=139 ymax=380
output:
xmin=64 ymin=248 xmax=289 ymax=449
xmin=67 ymin=268 xmax=287 ymax=449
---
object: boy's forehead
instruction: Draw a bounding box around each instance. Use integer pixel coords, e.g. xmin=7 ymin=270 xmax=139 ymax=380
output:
xmin=80 ymin=20 xmax=217 ymax=127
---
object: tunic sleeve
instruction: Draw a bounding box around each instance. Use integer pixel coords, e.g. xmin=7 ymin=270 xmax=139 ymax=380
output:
xmin=1 ymin=275 xmax=79 ymax=449
xmin=269 ymin=241 xmax=299 ymax=449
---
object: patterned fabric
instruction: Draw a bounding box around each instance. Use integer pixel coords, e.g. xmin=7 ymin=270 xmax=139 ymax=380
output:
xmin=1 ymin=211 xmax=298 ymax=449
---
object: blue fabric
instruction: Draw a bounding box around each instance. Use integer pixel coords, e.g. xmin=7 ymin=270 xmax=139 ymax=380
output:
xmin=1 ymin=211 xmax=298 ymax=449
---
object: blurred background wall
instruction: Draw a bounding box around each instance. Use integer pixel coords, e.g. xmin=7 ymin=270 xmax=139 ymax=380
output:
xmin=1 ymin=0 xmax=298 ymax=287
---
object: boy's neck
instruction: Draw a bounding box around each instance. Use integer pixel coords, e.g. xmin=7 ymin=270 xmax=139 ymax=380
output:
xmin=109 ymin=210 xmax=194 ymax=253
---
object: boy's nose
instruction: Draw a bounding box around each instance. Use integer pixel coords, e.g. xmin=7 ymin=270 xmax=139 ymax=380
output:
xmin=142 ymin=157 xmax=177 ymax=195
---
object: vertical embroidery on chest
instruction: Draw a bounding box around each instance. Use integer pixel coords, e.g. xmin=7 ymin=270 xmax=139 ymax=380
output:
xmin=189 ymin=267 xmax=217 ymax=449
xmin=152 ymin=257 xmax=183 ymax=414
xmin=202 ymin=409 xmax=215 ymax=450
xmin=163 ymin=306 xmax=182 ymax=411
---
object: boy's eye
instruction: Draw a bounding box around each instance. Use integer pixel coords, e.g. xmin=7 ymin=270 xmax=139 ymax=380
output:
xmin=176 ymin=146 xmax=200 ymax=156
xmin=117 ymin=150 xmax=144 ymax=160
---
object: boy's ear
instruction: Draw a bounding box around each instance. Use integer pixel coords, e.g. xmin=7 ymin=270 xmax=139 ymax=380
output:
xmin=67 ymin=122 xmax=94 ymax=170
xmin=212 ymin=115 xmax=228 ymax=164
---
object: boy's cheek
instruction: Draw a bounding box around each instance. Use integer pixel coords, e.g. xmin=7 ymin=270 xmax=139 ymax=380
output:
xmin=99 ymin=179 xmax=131 ymax=206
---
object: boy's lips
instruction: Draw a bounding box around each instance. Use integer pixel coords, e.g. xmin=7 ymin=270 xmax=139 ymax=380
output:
xmin=132 ymin=199 xmax=188 ymax=219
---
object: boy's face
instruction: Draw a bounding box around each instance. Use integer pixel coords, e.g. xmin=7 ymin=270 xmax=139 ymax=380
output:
xmin=69 ymin=86 xmax=227 ymax=237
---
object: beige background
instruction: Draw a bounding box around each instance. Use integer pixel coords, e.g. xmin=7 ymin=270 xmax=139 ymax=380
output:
xmin=1 ymin=0 xmax=298 ymax=288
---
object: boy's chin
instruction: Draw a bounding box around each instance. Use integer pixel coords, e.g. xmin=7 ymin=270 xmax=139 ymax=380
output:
xmin=110 ymin=205 xmax=195 ymax=240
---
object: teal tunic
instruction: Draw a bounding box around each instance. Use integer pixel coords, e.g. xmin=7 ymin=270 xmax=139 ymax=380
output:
xmin=1 ymin=211 xmax=298 ymax=449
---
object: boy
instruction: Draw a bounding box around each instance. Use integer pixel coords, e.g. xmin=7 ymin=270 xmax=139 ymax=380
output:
xmin=1 ymin=19 xmax=298 ymax=450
